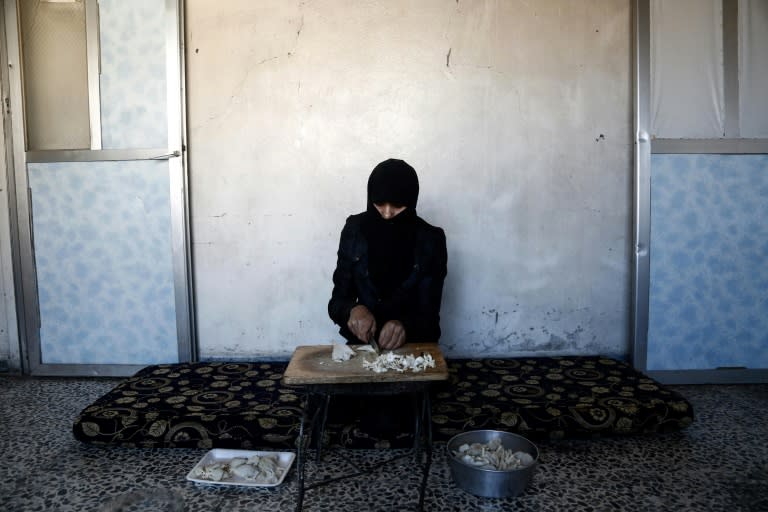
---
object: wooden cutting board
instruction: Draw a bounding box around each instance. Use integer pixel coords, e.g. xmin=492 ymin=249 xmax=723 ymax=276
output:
xmin=282 ymin=343 xmax=449 ymax=385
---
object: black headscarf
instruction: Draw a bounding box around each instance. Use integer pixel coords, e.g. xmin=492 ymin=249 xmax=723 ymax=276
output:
xmin=362 ymin=159 xmax=419 ymax=297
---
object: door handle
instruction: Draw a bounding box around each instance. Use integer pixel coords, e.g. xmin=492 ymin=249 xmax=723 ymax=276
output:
xmin=150 ymin=150 xmax=181 ymax=160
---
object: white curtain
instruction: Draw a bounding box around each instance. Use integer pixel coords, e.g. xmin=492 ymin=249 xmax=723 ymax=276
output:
xmin=650 ymin=0 xmax=724 ymax=138
xmin=739 ymin=0 xmax=768 ymax=137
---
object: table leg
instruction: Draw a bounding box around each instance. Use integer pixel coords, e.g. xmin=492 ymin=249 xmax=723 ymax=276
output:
xmin=423 ymin=390 xmax=433 ymax=456
xmin=293 ymin=382 xmax=438 ymax=511
xmin=295 ymin=392 xmax=310 ymax=512
xmin=412 ymin=392 xmax=422 ymax=463
xmin=417 ymin=389 xmax=433 ymax=512
xmin=315 ymin=392 xmax=331 ymax=463
xmin=295 ymin=391 xmax=326 ymax=512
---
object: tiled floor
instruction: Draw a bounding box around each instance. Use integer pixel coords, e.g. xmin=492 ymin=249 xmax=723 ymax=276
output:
xmin=1 ymin=376 xmax=766 ymax=511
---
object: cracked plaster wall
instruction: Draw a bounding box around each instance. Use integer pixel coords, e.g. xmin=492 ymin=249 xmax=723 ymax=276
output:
xmin=185 ymin=0 xmax=633 ymax=359
xmin=0 ymin=117 xmax=17 ymax=370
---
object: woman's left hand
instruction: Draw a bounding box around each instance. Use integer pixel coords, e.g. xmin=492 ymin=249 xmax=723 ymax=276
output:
xmin=378 ymin=320 xmax=406 ymax=350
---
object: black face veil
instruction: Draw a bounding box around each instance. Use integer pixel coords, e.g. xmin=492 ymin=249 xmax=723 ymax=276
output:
xmin=366 ymin=159 xmax=419 ymax=211
xmin=363 ymin=159 xmax=420 ymax=297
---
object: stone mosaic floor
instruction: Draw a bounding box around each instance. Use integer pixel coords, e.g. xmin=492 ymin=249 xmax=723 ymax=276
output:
xmin=0 ymin=376 xmax=766 ymax=511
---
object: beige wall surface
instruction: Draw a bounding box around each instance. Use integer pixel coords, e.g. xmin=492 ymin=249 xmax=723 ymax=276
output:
xmin=185 ymin=0 xmax=632 ymax=359
xmin=1 ymin=75 xmax=19 ymax=370
xmin=0 ymin=156 xmax=10 ymax=366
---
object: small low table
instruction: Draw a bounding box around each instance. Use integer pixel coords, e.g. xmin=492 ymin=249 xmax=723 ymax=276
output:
xmin=283 ymin=343 xmax=448 ymax=512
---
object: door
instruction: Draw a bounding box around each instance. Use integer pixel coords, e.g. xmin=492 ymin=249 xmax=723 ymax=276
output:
xmin=4 ymin=0 xmax=193 ymax=376
xmin=632 ymin=0 xmax=768 ymax=383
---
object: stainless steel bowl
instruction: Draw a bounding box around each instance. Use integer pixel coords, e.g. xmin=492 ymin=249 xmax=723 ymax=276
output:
xmin=446 ymin=430 xmax=539 ymax=498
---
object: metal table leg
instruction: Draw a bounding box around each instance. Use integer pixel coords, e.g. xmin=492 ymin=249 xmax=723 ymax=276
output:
xmin=294 ymin=392 xmax=310 ymax=512
xmin=315 ymin=392 xmax=331 ymax=463
xmin=295 ymin=391 xmax=324 ymax=512
xmin=417 ymin=389 xmax=433 ymax=512
xmin=412 ymin=392 xmax=422 ymax=463
xmin=294 ymin=382 xmax=435 ymax=511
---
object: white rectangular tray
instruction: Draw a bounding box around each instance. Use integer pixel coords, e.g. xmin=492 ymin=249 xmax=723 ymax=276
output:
xmin=186 ymin=449 xmax=296 ymax=487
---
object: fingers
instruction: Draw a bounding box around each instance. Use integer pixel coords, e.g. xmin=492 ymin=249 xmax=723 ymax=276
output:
xmin=351 ymin=320 xmax=374 ymax=342
xmin=364 ymin=322 xmax=377 ymax=343
xmin=347 ymin=305 xmax=376 ymax=343
xmin=378 ymin=321 xmax=406 ymax=350
xmin=348 ymin=309 xmax=406 ymax=349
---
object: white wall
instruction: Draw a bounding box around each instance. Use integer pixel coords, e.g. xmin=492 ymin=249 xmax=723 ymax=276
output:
xmin=1 ymin=87 xmax=19 ymax=370
xmin=0 ymin=164 xmax=11 ymax=367
xmin=185 ymin=0 xmax=632 ymax=359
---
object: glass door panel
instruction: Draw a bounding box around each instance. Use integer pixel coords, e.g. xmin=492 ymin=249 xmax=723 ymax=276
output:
xmin=647 ymin=154 xmax=768 ymax=370
xmin=19 ymin=0 xmax=90 ymax=150
xmin=99 ymin=0 xmax=169 ymax=149
xmin=28 ymin=160 xmax=178 ymax=365
xmin=6 ymin=0 xmax=190 ymax=375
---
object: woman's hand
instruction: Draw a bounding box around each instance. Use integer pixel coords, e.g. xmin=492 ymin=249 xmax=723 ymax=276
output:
xmin=347 ymin=305 xmax=376 ymax=343
xmin=378 ymin=320 xmax=406 ymax=350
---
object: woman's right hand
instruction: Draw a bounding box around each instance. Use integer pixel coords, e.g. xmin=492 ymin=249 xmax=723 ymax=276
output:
xmin=347 ymin=305 xmax=376 ymax=343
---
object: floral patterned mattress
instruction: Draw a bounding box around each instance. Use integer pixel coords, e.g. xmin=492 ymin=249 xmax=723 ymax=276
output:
xmin=73 ymin=356 xmax=693 ymax=449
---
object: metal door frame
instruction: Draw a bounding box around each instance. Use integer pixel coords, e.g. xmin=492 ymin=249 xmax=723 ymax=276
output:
xmin=2 ymin=0 xmax=195 ymax=376
xmin=631 ymin=0 xmax=768 ymax=384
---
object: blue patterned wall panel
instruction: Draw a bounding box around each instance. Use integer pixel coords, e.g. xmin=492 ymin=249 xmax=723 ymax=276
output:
xmin=648 ymin=154 xmax=768 ymax=370
xmin=99 ymin=0 xmax=167 ymax=149
xmin=28 ymin=161 xmax=177 ymax=365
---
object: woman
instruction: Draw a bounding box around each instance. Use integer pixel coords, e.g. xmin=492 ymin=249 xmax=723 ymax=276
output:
xmin=328 ymin=159 xmax=447 ymax=350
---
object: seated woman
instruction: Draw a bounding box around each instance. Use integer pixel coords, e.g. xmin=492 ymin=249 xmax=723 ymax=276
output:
xmin=328 ymin=158 xmax=448 ymax=349
xmin=326 ymin=159 xmax=448 ymax=440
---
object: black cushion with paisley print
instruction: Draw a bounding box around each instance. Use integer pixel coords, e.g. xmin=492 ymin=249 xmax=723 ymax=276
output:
xmin=73 ymin=362 xmax=301 ymax=449
xmin=431 ymin=356 xmax=693 ymax=441
xmin=73 ymin=356 xmax=693 ymax=449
